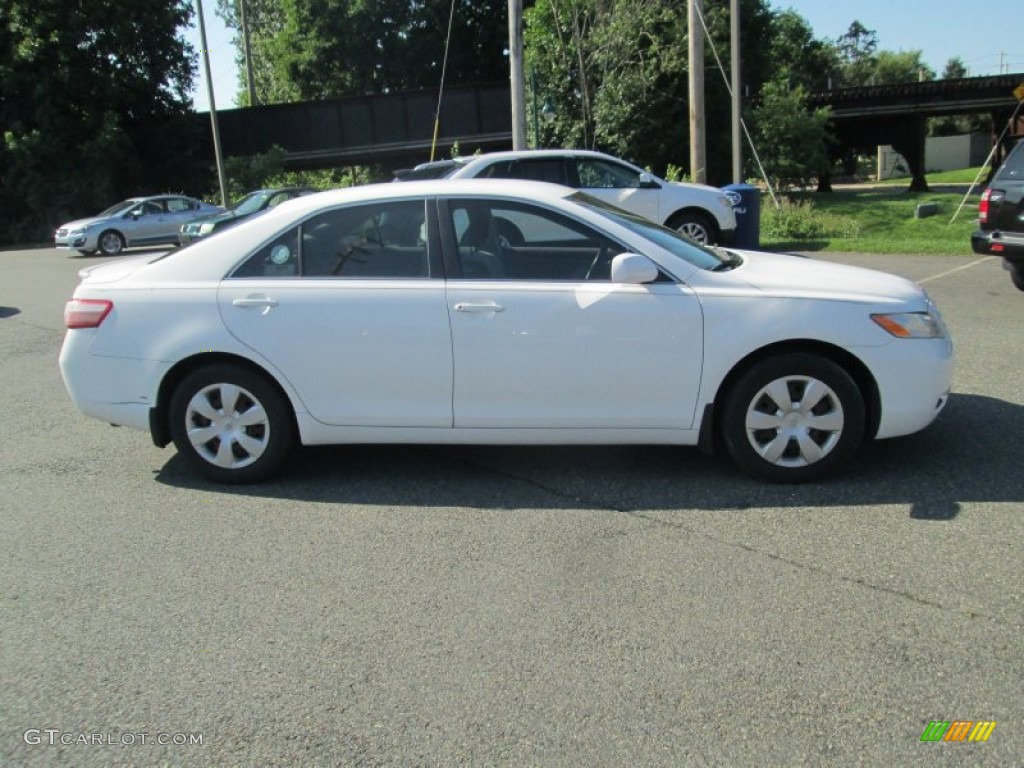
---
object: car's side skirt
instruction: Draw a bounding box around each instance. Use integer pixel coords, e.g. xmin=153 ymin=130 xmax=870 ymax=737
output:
xmin=296 ymin=416 xmax=701 ymax=447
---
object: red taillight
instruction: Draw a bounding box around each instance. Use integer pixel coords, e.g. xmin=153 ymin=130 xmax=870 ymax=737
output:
xmin=978 ymin=188 xmax=990 ymax=223
xmin=64 ymin=299 xmax=113 ymax=329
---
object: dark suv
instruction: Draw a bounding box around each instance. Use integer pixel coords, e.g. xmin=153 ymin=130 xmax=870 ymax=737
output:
xmin=972 ymin=140 xmax=1024 ymax=290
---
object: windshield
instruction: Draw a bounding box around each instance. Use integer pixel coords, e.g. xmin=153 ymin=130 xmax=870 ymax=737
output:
xmin=570 ymin=192 xmax=726 ymax=271
xmin=393 ymin=160 xmax=466 ymax=181
xmin=232 ymin=192 xmax=272 ymax=216
xmin=97 ymin=199 xmax=140 ymax=217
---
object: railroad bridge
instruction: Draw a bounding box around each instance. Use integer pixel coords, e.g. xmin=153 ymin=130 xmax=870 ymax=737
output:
xmin=206 ymin=74 xmax=1024 ymax=188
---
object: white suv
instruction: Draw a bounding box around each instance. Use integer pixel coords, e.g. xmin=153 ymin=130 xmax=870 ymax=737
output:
xmin=406 ymin=150 xmax=737 ymax=245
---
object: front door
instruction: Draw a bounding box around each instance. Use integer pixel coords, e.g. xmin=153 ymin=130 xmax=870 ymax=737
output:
xmin=571 ymin=157 xmax=664 ymax=223
xmin=441 ymin=198 xmax=703 ymax=430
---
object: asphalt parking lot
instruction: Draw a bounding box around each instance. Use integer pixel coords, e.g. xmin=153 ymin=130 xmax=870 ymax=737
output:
xmin=2 ymin=246 xmax=1021 ymax=766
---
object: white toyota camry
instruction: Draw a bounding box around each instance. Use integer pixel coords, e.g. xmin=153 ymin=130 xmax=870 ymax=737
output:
xmin=59 ymin=180 xmax=952 ymax=484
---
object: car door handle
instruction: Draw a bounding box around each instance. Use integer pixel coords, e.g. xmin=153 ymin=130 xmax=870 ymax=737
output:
xmin=454 ymin=301 xmax=505 ymax=313
xmin=232 ymin=296 xmax=279 ymax=309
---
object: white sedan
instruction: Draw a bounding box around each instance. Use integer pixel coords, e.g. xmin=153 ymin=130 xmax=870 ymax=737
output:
xmin=402 ymin=149 xmax=738 ymax=245
xmin=59 ymin=180 xmax=952 ymax=484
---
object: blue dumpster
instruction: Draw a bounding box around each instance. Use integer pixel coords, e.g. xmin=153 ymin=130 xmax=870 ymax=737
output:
xmin=722 ymin=183 xmax=760 ymax=249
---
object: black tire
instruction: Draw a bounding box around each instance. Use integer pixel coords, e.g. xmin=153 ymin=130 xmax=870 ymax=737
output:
xmin=168 ymin=364 xmax=295 ymax=483
xmin=668 ymin=211 xmax=717 ymax=245
xmin=721 ymin=353 xmax=865 ymax=483
xmin=97 ymin=230 xmax=125 ymax=256
xmin=1010 ymin=266 xmax=1024 ymax=292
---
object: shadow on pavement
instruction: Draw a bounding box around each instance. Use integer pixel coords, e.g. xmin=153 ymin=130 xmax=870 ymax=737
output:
xmin=154 ymin=393 xmax=1022 ymax=517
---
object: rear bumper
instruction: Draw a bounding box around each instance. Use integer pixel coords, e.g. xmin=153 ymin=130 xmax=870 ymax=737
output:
xmin=59 ymin=331 xmax=169 ymax=433
xmin=971 ymin=229 xmax=1024 ymax=263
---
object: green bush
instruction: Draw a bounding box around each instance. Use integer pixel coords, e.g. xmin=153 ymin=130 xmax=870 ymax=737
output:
xmin=761 ymin=197 xmax=861 ymax=241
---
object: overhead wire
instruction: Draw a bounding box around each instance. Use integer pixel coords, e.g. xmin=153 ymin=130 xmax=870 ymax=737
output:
xmin=693 ymin=2 xmax=781 ymax=210
xmin=430 ymin=0 xmax=458 ymax=162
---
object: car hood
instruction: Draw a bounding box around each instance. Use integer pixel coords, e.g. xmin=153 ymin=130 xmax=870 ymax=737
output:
xmin=723 ymin=250 xmax=925 ymax=306
xmin=667 ymin=181 xmax=729 ymax=197
xmin=199 ymin=210 xmax=245 ymax=226
xmin=59 ymin=216 xmax=108 ymax=230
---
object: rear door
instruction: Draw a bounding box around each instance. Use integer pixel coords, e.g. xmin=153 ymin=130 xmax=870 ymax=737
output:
xmin=218 ymin=198 xmax=454 ymax=427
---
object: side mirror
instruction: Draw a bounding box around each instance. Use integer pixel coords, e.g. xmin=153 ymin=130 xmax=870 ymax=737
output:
xmin=638 ymin=172 xmax=661 ymax=190
xmin=610 ymin=253 xmax=660 ymax=284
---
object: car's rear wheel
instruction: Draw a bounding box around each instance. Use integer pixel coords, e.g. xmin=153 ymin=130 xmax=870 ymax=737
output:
xmin=668 ymin=211 xmax=717 ymax=245
xmin=1010 ymin=266 xmax=1024 ymax=292
xmin=169 ymin=364 xmax=294 ymax=483
xmin=722 ymin=353 xmax=865 ymax=482
xmin=98 ymin=230 xmax=125 ymax=256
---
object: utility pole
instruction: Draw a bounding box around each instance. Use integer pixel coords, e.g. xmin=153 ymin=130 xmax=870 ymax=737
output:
xmin=239 ymin=0 xmax=257 ymax=106
xmin=196 ymin=0 xmax=228 ymax=208
xmin=730 ymin=0 xmax=741 ymax=183
xmin=508 ymin=0 xmax=527 ymax=149
xmin=688 ymin=0 xmax=706 ymax=184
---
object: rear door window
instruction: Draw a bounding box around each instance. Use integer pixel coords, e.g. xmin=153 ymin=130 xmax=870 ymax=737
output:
xmin=995 ymin=142 xmax=1024 ymax=181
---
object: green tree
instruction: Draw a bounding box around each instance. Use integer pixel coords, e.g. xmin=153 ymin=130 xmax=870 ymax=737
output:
xmin=874 ymin=50 xmax=934 ymax=84
xmin=216 ymin=0 xmax=508 ymax=105
xmin=942 ymin=56 xmax=968 ymax=80
xmin=930 ymin=56 xmax=987 ymax=137
xmin=526 ymin=0 xmax=784 ymax=182
xmin=834 ymin=20 xmax=878 ymax=86
xmin=751 ymin=81 xmax=832 ymax=191
xmin=765 ymin=10 xmax=841 ymax=91
xmin=0 ymin=0 xmax=200 ymax=244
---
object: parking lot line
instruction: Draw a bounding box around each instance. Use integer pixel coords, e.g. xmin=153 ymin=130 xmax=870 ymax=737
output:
xmin=919 ymin=256 xmax=996 ymax=284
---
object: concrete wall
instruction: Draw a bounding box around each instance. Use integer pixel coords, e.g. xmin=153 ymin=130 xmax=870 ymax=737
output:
xmin=877 ymin=133 xmax=989 ymax=179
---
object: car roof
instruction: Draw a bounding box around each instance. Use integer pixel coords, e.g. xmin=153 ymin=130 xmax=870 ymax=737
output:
xmin=268 ymin=178 xmax=577 ymax=218
xmin=457 ymin=149 xmax=632 ymax=164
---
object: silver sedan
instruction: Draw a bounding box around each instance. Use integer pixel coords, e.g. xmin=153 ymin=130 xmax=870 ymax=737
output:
xmin=55 ymin=195 xmax=222 ymax=256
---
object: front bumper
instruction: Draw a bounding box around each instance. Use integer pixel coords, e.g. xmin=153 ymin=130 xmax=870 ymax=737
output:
xmin=863 ymin=336 xmax=953 ymax=440
xmin=54 ymin=231 xmax=97 ymax=251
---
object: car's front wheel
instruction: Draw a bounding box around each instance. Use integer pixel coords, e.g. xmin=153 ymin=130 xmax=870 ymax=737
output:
xmin=97 ymin=230 xmax=125 ymax=256
xmin=169 ymin=364 xmax=294 ymax=483
xmin=721 ymin=353 xmax=865 ymax=482
xmin=668 ymin=211 xmax=717 ymax=245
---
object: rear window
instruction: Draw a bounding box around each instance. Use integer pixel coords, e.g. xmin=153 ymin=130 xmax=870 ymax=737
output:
xmin=994 ymin=142 xmax=1024 ymax=181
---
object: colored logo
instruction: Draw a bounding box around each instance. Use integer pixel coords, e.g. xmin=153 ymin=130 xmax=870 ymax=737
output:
xmin=920 ymin=720 xmax=996 ymax=742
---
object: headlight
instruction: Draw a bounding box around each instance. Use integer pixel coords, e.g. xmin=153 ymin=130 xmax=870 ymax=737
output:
xmin=68 ymin=227 xmax=87 ymax=235
xmin=871 ymin=312 xmax=945 ymax=339
xmin=723 ymin=190 xmax=742 ymax=207
xmin=199 ymin=222 xmax=216 ymax=234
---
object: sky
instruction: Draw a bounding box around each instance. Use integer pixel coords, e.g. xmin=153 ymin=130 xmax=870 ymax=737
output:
xmin=185 ymin=0 xmax=1024 ymax=113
